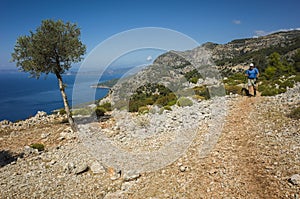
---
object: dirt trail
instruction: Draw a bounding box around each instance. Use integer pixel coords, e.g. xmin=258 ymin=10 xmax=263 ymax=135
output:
xmin=204 ymin=96 xmax=270 ymax=197
xmin=121 ymin=95 xmax=299 ymax=198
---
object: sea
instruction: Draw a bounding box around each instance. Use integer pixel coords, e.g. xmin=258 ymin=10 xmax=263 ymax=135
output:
xmin=0 ymin=71 xmax=120 ymax=122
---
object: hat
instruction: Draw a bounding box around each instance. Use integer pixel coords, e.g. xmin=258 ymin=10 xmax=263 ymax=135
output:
xmin=250 ymin=63 xmax=254 ymax=67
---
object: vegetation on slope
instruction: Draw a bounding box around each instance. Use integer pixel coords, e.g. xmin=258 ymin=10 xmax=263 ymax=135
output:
xmin=223 ymin=50 xmax=300 ymax=96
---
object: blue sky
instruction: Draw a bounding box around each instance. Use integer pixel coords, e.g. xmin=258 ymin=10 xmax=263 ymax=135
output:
xmin=1 ymin=0 xmax=300 ymax=70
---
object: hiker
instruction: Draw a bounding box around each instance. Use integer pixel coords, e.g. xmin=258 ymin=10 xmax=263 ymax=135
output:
xmin=245 ymin=63 xmax=259 ymax=96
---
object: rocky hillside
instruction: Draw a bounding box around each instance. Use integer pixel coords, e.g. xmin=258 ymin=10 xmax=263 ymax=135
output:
xmin=148 ymin=30 xmax=300 ymax=70
xmin=205 ymin=30 xmax=300 ymax=66
xmin=1 ymin=84 xmax=299 ymax=198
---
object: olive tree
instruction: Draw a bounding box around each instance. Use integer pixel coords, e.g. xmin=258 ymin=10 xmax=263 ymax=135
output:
xmin=12 ymin=19 xmax=86 ymax=131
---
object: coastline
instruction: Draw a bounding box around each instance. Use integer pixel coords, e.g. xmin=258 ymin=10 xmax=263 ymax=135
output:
xmin=0 ymin=72 xmax=114 ymax=122
xmin=90 ymin=85 xmax=111 ymax=89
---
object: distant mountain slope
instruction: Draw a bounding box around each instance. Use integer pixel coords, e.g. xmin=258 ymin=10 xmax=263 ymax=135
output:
xmin=204 ymin=30 xmax=300 ymax=66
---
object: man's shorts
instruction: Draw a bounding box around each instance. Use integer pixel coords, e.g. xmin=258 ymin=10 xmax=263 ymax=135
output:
xmin=248 ymin=78 xmax=257 ymax=87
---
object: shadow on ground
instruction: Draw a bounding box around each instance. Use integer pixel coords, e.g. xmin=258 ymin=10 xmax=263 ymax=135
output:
xmin=74 ymin=115 xmax=111 ymax=125
xmin=0 ymin=150 xmax=23 ymax=167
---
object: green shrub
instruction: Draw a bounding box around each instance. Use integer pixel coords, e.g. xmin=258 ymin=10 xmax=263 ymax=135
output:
xmin=155 ymin=96 xmax=169 ymax=106
xmin=128 ymin=100 xmax=142 ymax=112
xmin=163 ymin=105 xmax=172 ymax=111
xmin=30 ymin=143 xmax=45 ymax=151
xmin=73 ymin=108 xmax=93 ymax=116
xmin=59 ymin=108 xmax=66 ymax=115
xmin=192 ymin=95 xmax=206 ymax=101
xmin=278 ymin=79 xmax=294 ymax=88
xmin=292 ymin=74 xmax=300 ymax=82
xmin=167 ymin=99 xmax=177 ymax=106
xmin=155 ymin=93 xmax=177 ymax=107
xmin=225 ymin=85 xmax=242 ymax=95
xmin=223 ymin=73 xmax=246 ymax=85
xmin=95 ymin=106 xmax=106 ymax=118
xmin=138 ymin=106 xmax=149 ymax=114
xmin=184 ymin=69 xmax=202 ymax=83
xmin=128 ymin=83 xmax=177 ymax=112
xmin=177 ymin=97 xmax=193 ymax=107
xmin=189 ymin=77 xmax=199 ymax=84
xmin=193 ymin=86 xmax=209 ymax=99
xmin=99 ymin=102 xmax=112 ymax=111
xmin=260 ymin=87 xmax=286 ymax=96
xmin=288 ymin=106 xmax=300 ymax=119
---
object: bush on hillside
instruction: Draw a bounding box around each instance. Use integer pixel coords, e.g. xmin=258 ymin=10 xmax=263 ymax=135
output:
xmin=184 ymin=69 xmax=203 ymax=83
xmin=95 ymin=106 xmax=106 ymax=118
xmin=288 ymin=105 xmax=300 ymax=119
xmin=128 ymin=83 xmax=177 ymax=112
xmin=59 ymin=108 xmax=66 ymax=115
xmin=30 ymin=143 xmax=45 ymax=151
xmin=138 ymin=106 xmax=149 ymax=114
xmin=193 ymin=86 xmax=210 ymax=99
xmin=177 ymin=97 xmax=193 ymax=107
xmin=223 ymin=72 xmax=246 ymax=85
xmin=73 ymin=108 xmax=93 ymax=116
xmin=163 ymin=105 xmax=172 ymax=111
xmin=225 ymin=85 xmax=242 ymax=95
xmin=99 ymin=102 xmax=112 ymax=111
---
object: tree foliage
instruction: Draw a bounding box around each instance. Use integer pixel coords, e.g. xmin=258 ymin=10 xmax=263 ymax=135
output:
xmin=12 ymin=19 xmax=86 ymax=78
xmin=128 ymin=83 xmax=177 ymax=112
xmin=292 ymin=49 xmax=300 ymax=72
xmin=263 ymin=52 xmax=295 ymax=80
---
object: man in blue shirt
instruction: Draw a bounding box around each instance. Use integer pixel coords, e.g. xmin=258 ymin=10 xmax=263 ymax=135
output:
xmin=245 ymin=63 xmax=259 ymax=96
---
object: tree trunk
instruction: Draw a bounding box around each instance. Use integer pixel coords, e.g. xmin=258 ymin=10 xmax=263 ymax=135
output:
xmin=55 ymin=73 xmax=78 ymax=132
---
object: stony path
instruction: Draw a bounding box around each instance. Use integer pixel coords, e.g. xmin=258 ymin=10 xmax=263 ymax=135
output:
xmin=113 ymin=94 xmax=299 ymax=198
xmin=201 ymin=96 xmax=268 ymax=198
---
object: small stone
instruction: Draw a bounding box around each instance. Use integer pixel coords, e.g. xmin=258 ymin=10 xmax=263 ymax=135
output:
xmin=41 ymin=133 xmax=50 ymax=139
xmin=107 ymin=167 xmax=121 ymax=180
xmin=36 ymin=111 xmax=47 ymax=118
xmin=179 ymin=166 xmax=186 ymax=172
xmin=289 ymin=174 xmax=300 ymax=185
xmin=57 ymin=136 xmax=65 ymax=141
xmin=121 ymin=181 xmax=134 ymax=191
xmin=24 ymin=145 xmax=34 ymax=155
xmin=74 ymin=163 xmax=89 ymax=175
xmin=49 ymin=160 xmax=56 ymax=165
xmin=110 ymin=173 xmax=121 ymax=181
xmin=90 ymin=161 xmax=105 ymax=174
xmin=208 ymin=169 xmax=218 ymax=175
xmin=64 ymin=162 xmax=75 ymax=174
xmin=123 ymin=170 xmax=140 ymax=181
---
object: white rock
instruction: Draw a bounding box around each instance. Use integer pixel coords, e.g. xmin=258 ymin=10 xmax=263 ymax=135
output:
xmin=41 ymin=133 xmax=50 ymax=139
xmin=289 ymin=174 xmax=300 ymax=185
xmin=74 ymin=163 xmax=89 ymax=175
xmin=179 ymin=166 xmax=186 ymax=172
xmin=90 ymin=161 xmax=105 ymax=174
xmin=123 ymin=170 xmax=140 ymax=181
